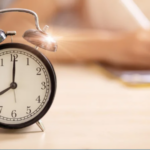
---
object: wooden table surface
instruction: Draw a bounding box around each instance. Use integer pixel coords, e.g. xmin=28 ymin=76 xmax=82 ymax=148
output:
xmin=1 ymin=64 xmax=150 ymax=149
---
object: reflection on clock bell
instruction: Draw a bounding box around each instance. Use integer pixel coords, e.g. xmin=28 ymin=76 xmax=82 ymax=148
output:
xmin=23 ymin=29 xmax=57 ymax=52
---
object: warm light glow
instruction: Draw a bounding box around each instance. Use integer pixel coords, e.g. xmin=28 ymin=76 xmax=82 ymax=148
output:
xmin=53 ymin=36 xmax=63 ymax=41
xmin=45 ymin=36 xmax=56 ymax=43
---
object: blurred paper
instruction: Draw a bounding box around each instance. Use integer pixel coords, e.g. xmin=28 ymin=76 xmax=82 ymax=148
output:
xmin=101 ymin=65 xmax=150 ymax=84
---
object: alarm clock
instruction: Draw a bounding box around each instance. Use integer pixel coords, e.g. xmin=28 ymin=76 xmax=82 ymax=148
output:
xmin=0 ymin=8 xmax=57 ymax=131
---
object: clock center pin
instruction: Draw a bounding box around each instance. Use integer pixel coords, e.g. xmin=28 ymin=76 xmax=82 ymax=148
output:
xmin=10 ymin=82 xmax=17 ymax=89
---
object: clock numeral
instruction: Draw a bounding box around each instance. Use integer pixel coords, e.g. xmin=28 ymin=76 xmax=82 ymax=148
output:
xmin=36 ymin=96 xmax=41 ymax=103
xmin=27 ymin=58 xmax=29 ymax=66
xmin=41 ymin=82 xmax=46 ymax=90
xmin=0 ymin=106 xmax=3 ymax=113
xmin=1 ymin=59 xmax=3 ymax=66
xmin=11 ymin=54 xmax=18 ymax=62
xmin=11 ymin=110 xmax=17 ymax=118
xmin=26 ymin=106 xmax=31 ymax=114
xmin=36 ymin=67 xmax=41 ymax=75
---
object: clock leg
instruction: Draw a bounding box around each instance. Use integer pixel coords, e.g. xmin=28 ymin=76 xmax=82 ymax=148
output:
xmin=36 ymin=120 xmax=45 ymax=132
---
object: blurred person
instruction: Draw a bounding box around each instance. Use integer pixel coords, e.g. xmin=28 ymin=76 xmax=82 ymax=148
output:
xmin=1 ymin=0 xmax=150 ymax=69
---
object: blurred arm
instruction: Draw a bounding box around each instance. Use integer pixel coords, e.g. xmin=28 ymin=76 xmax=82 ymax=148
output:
xmin=43 ymin=27 xmax=150 ymax=69
xmin=43 ymin=28 xmax=122 ymax=63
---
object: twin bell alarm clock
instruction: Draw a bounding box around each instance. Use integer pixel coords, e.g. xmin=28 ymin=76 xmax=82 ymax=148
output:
xmin=0 ymin=8 xmax=57 ymax=131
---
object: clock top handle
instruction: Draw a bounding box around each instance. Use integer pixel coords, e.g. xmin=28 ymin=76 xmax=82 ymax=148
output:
xmin=0 ymin=8 xmax=43 ymax=32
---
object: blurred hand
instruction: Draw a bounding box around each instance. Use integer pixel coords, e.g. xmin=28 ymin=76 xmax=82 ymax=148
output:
xmin=102 ymin=29 xmax=150 ymax=69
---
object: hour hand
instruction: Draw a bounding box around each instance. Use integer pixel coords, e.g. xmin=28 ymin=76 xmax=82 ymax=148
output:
xmin=0 ymin=86 xmax=12 ymax=95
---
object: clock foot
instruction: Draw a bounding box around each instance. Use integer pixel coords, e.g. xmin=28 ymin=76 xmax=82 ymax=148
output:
xmin=36 ymin=120 xmax=45 ymax=132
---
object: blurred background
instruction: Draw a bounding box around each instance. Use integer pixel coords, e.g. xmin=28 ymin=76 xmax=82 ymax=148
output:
xmin=1 ymin=0 xmax=150 ymax=149
xmin=1 ymin=0 xmax=150 ymax=70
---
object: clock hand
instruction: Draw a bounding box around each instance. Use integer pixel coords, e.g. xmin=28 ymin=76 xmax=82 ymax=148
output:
xmin=13 ymin=90 xmax=17 ymax=103
xmin=0 ymin=57 xmax=17 ymax=97
xmin=0 ymin=86 xmax=12 ymax=95
xmin=0 ymin=82 xmax=17 ymax=95
xmin=12 ymin=56 xmax=16 ymax=83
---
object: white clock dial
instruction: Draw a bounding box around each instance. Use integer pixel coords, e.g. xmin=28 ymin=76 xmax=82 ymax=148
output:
xmin=0 ymin=48 xmax=51 ymax=125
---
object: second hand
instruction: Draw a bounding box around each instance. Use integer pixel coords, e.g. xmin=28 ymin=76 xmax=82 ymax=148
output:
xmin=13 ymin=90 xmax=16 ymax=103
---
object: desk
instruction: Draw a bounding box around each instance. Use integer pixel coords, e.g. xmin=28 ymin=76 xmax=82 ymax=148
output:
xmin=1 ymin=64 xmax=150 ymax=149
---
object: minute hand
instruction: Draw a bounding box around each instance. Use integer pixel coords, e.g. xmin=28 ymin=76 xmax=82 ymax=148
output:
xmin=0 ymin=86 xmax=12 ymax=95
xmin=12 ymin=56 xmax=16 ymax=83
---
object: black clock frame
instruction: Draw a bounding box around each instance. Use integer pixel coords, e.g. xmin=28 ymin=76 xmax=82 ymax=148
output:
xmin=0 ymin=43 xmax=56 ymax=129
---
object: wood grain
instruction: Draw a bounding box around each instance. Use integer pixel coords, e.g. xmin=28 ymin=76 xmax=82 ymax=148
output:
xmin=0 ymin=64 xmax=150 ymax=149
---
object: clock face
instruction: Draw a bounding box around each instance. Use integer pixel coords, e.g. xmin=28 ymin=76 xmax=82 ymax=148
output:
xmin=0 ymin=43 xmax=56 ymax=128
